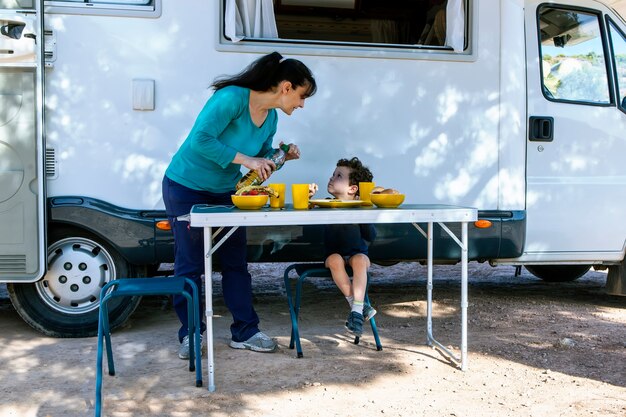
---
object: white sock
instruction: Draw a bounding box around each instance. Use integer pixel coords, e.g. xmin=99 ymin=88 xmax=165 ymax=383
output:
xmin=352 ymin=300 xmax=364 ymax=315
xmin=345 ymin=295 xmax=354 ymax=308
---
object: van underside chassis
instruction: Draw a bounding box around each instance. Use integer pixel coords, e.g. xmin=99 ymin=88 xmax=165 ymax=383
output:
xmin=6 ymin=197 xmax=623 ymax=338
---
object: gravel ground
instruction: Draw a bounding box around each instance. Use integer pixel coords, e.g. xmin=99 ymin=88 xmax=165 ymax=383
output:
xmin=0 ymin=262 xmax=624 ymax=417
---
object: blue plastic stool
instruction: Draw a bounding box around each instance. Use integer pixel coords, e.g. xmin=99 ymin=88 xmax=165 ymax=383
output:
xmin=94 ymin=276 xmax=202 ymax=417
xmin=283 ymin=263 xmax=383 ymax=358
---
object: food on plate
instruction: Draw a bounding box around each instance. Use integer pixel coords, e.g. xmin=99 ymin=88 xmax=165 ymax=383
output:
xmin=309 ymin=198 xmax=363 ymax=208
xmin=371 ymin=187 xmax=401 ymax=195
xmin=235 ymin=185 xmax=278 ymax=197
xmin=381 ymin=188 xmax=400 ymax=195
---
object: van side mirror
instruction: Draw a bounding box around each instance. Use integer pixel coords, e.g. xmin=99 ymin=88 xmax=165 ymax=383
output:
xmin=553 ymin=34 xmax=571 ymax=48
xmin=622 ymin=97 xmax=626 ymax=109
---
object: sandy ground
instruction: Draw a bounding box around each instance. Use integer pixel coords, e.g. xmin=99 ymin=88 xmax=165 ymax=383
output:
xmin=0 ymin=262 xmax=625 ymax=417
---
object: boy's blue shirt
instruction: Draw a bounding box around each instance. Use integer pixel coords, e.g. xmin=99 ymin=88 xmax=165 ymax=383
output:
xmin=165 ymin=85 xmax=277 ymax=192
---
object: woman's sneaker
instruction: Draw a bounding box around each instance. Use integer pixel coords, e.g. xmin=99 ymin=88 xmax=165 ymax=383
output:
xmin=178 ymin=334 xmax=203 ymax=360
xmin=345 ymin=311 xmax=364 ymax=336
xmin=363 ymin=304 xmax=377 ymax=321
xmin=229 ymin=331 xmax=277 ymax=353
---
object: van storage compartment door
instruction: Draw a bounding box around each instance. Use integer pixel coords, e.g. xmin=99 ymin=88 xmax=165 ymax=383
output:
xmin=0 ymin=3 xmax=46 ymax=282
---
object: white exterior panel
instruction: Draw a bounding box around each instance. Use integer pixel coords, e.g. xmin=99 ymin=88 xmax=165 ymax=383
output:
xmin=45 ymin=1 xmax=504 ymax=213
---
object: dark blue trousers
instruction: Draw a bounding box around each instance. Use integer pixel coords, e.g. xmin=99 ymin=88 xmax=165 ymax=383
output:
xmin=162 ymin=176 xmax=260 ymax=343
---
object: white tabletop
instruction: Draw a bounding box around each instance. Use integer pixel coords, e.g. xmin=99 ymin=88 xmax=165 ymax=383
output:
xmin=189 ymin=204 xmax=477 ymax=227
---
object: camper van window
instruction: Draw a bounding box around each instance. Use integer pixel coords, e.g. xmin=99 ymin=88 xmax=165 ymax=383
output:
xmin=608 ymin=20 xmax=626 ymax=112
xmin=223 ymin=0 xmax=468 ymax=53
xmin=44 ymin=0 xmax=159 ymax=17
xmin=46 ymin=0 xmax=151 ymax=5
xmin=0 ymin=1 xmax=34 ymax=10
xmin=538 ymin=6 xmax=611 ymax=105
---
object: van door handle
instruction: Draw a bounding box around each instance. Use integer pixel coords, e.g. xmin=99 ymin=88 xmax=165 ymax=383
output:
xmin=1 ymin=22 xmax=25 ymax=39
xmin=528 ymin=116 xmax=554 ymax=142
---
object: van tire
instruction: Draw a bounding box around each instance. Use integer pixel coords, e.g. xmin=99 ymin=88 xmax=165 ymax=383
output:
xmin=7 ymin=226 xmax=141 ymax=338
xmin=525 ymin=265 xmax=591 ymax=282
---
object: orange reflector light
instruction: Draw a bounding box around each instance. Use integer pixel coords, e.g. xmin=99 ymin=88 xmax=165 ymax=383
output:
xmin=474 ymin=219 xmax=492 ymax=229
xmin=156 ymin=220 xmax=171 ymax=231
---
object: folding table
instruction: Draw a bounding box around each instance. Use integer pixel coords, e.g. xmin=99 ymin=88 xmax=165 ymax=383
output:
xmin=189 ymin=203 xmax=478 ymax=391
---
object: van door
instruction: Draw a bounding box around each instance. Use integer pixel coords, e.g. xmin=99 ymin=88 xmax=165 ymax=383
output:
xmin=524 ymin=2 xmax=626 ymax=261
xmin=0 ymin=0 xmax=46 ymax=282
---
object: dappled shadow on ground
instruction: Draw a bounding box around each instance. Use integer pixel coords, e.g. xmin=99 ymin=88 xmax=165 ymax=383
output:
xmin=455 ymin=272 xmax=625 ymax=388
xmin=0 ymin=263 xmax=624 ymax=416
xmin=368 ymin=263 xmax=625 ymax=387
xmin=286 ymin=262 xmax=626 ymax=388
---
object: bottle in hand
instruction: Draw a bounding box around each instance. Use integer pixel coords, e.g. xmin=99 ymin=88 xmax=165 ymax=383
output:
xmin=236 ymin=144 xmax=290 ymax=190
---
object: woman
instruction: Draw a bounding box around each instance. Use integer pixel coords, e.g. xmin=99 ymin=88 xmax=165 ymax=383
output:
xmin=162 ymin=52 xmax=316 ymax=358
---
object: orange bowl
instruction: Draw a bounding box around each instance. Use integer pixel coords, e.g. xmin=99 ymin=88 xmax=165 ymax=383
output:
xmin=370 ymin=193 xmax=405 ymax=208
xmin=231 ymin=194 xmax=268 ymax=210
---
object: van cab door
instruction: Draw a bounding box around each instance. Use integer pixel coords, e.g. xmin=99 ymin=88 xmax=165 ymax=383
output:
xmin=524 ymin=1 xmax=626 ymax=261
xmin=0 ymin=0 xmax=46 ymax=282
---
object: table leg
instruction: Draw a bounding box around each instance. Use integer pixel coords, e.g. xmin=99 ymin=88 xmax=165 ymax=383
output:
xmin=203 ymin=226 xmax=216 ymax=392
xmin=426 ymin=222 xmax=434 ymax=345
xmin=423 ymin=221 xmax=469 ymax=370
xmin=461 ymin=221 xmax=468 ymax=371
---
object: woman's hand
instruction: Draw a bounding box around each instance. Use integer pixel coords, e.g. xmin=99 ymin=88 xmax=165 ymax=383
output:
xmin=308 ymin=183 xmax=318 ymax=197
xmin=281 ymin=142 xmax=301 ymax=161
xmin=236 ymin=153 xmax=276 ymax=181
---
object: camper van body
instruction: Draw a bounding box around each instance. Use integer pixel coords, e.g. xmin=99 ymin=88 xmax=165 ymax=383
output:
xmin=0 ymin=0 xmax=625 ymax=336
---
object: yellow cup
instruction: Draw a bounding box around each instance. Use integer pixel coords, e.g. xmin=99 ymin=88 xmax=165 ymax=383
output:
xmin=269 ymin=183 xmax=286 ymax=208
xmin=291 ymin=183 xmax=310 ymax=210
xmin=359 ymin=181 xmax=375 ymax=206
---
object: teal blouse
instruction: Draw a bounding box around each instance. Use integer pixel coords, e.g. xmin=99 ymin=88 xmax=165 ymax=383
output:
xmin=165 ymin=85 xmax=277 ymax=193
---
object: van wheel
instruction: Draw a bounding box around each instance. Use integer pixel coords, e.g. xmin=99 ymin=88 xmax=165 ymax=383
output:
xmin=525 ymin=265 xmax=591 ymax=282
xmin=7 ymin=227 xmax=141 ymax=338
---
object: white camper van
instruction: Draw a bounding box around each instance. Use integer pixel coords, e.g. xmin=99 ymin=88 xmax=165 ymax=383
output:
xmin=1 ymin=0 xmax=625 ymax=337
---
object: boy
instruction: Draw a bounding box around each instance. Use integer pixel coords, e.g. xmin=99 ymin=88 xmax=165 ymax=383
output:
xmin=311 ymin=157 xmax=377 ymax=336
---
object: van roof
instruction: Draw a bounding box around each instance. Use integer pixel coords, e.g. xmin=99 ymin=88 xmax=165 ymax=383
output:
xmin=603 ymin=0 xmax=626 ymax=20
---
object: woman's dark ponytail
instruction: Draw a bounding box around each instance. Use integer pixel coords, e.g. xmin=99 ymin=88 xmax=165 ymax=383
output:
xmin=212 ymin=51 xmax=316 ymax=97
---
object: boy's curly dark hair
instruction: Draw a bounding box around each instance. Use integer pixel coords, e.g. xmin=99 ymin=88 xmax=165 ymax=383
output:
xmin=336 ymin=157 xmax=373 ymax=195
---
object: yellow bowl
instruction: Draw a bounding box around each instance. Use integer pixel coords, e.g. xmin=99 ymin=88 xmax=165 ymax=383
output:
xmin=370 ymin=193 xmax=405 ymax=208
xmin=231 ymin=194 xmax=268 ymax=210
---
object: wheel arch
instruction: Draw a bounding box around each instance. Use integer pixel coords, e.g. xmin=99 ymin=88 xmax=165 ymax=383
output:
xmin=48 ymin=196 xmax=162 ymax=268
